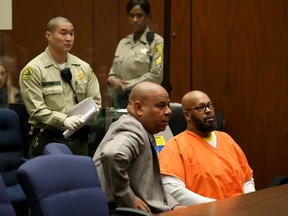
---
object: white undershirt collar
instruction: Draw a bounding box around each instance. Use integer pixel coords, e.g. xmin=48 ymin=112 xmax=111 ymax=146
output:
xmin=203 ymin=131 xmax=217 ymax=148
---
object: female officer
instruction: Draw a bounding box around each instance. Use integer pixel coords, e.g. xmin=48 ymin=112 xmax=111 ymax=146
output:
xmin=106 ymin=0 xmax=164 ymax=108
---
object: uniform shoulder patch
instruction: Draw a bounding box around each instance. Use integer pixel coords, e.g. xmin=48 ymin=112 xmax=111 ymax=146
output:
xmin=154 ymin=43 xmax=164 ymax=54
xmin=21 ymin=67 xmax=35 ymax=80
xmin=155 ymin=56 xmax=162 ymax=67
xmin=90 ymin=68 xmax=96 ymax=76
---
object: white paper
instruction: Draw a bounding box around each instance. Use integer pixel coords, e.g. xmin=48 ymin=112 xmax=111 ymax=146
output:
xmin=63 ymin=97 xmax=99 ymax=138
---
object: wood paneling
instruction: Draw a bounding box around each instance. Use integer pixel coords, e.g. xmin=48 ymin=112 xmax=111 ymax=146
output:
xmin=191 ymin=0 xmax=288 ymax=189
xmin=93 ymin=0 xmax=118 ymax=107
xmin=170 ymin=0 xmax=192 ymax=102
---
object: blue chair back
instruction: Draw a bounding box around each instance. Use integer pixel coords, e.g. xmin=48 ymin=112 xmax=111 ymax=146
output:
xmin=8 ymin=103 xmax=30 ymax=158
xmin=17 ymin=155 xmax=110 ymax=216
xmin=0 ymin=108 xmax=23 ymax=187
xmin=44 ymin=142 xmax=73 ymax=155
xmin=0 ymin=174 xmax=17 ymax=216
xmin=0 ymin=108 xmax=27 ymax=216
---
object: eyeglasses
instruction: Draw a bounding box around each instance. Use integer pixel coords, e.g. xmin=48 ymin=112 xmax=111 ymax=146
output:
xmin=186 ymin=103 xmax=215 ymax=113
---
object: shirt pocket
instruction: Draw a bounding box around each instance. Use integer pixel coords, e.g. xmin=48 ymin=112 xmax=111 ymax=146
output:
xmin=132 ymin=53 xmax=150 ymax=75
xmin=42 ymin=84 xmax=64 ymax=110
xmin=134 ymin=52 xmax=150 ymax=64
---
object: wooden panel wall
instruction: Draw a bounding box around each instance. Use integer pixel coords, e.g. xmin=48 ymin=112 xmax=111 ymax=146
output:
xmin=93 ymin=0 xmax=118 ymax=107
xmin=190 ymin=0 xmax=288 ymax=189
xmin=169 ymin=0 xmax=192 ymax=101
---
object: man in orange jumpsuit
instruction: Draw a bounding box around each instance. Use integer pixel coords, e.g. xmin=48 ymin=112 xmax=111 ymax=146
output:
xmin=159 ymin=90 xmax=255 ymax=206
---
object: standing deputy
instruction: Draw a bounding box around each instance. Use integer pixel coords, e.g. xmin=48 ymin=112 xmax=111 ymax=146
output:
xmin=19 ymin=16 xmax=101 ymax=157
xmin=107 ymin=0 xmax=164 ymax=108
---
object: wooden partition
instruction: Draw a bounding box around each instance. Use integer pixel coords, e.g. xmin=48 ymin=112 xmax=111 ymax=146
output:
xmin=190 ymin=0 xmax=288 ymax=189
xmin=1 ymin=0 xmax=287 ymax=190
xmin=169 ymin=0 xmax=288 ymax=189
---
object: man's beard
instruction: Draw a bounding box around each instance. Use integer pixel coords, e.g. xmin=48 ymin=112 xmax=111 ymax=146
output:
xmin=191 ymin=114 xmax=218 ymax=132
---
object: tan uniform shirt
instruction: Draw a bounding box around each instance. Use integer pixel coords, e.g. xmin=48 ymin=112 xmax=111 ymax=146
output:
xmin=108 ymin=27 xmax=164 ymax=91
xmin=19 ymin=47 xmax=101 ymax=131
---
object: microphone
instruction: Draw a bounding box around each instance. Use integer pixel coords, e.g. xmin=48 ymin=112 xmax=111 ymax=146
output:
xmin=60 ymin=68 xmax=72 ymax=83
xmin=146 ymin=31 xmax=154 ymax=46
xmin=146 ymin=31 xmax=154 ymax=62
xmin=60 ymin=68 xmax=79 ymax=104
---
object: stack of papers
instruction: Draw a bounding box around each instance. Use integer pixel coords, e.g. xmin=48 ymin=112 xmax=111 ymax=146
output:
xmin=63 ymin=97 xmax=99 ymax=138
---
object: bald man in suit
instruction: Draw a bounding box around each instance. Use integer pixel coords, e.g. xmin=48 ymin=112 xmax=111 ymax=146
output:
xmin=93 ymin=82 xmax=185 ymax=214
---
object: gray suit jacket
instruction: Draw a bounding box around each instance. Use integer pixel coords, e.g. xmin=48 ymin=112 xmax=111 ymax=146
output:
xmin=93 ymin=114 xmax=178 ymax=213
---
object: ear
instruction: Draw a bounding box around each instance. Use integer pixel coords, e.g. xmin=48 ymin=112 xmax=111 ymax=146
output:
xmin=183 ymin=110 xmax=191 ymax=121
xmin=45 ymin=31 xmax=52 ymax=41
xmin=134 ymin=101 xmax=144 ymax=117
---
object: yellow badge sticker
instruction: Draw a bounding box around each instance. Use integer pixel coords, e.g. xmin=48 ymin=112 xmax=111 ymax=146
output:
xmin=154 ymin=135 xmax=166 ymax=146
xmin=155 ymin=56 xmax=162 ymax=66
xmin=77 ymin=70 xmax=85 ymax=81
xmin=21 ymin=67 xmax=35 ymax=80
xmin=154 ymin=43 xmax=163 ymax=54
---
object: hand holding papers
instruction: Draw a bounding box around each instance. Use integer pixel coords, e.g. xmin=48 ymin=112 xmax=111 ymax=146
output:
xmin=63 ymin=97 xmax=99 ymax=138
xmin=63 ymin=116 xmax=85 ymax=130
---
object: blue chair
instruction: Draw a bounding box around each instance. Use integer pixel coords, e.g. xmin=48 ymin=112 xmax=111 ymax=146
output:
xmin=269 ymin=175 xmax=288 ymax=187
xmin=17 ymin=155 xmax=151 ymax=216
xmin=44 ymin=142 xmax=73 ymax=155
xmin=0 ymin=175 xmax=17 ymax=216
xmin=9 ymin=103 xmax=31 ymax=159
xmin=0 ymin=108 xmax=28 ymax=215
xmin=169 ymin=103 xmax=187 ymax=136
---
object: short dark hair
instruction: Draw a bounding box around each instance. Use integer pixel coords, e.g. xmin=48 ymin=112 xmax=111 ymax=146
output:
xmin=46 ymin=16 xmax=71 ymax=32
xmin=126 ymin=0 xmax=151 ymax=14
